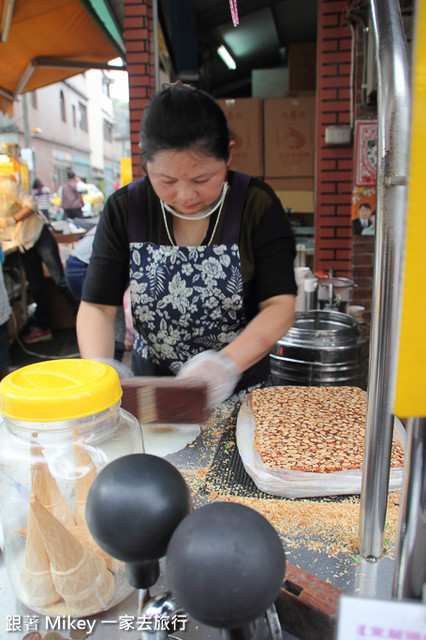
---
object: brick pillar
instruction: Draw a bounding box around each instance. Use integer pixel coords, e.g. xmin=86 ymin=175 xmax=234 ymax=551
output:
xmin=315 ymin=0 xmax=353 ymax=277
xmin=124 ymin=0 xmax=156 ymax=180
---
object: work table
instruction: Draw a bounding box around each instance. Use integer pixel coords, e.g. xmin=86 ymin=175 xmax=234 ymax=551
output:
xmin=0 ymin=398 xmax=399 ymax=640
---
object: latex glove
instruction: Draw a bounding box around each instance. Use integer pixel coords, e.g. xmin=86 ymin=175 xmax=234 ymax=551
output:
xmin=178 ymin=350 xmax=242 ymax=406
xmin=91 ymin=358 xmax=132 ymax=379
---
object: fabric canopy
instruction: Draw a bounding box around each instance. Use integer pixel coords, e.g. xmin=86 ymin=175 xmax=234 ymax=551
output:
xmin=0 ymin=0 xmax=125 ymax=113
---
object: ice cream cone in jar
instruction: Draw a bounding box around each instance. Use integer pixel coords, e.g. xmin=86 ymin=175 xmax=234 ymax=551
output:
xmin=0 ymin=359 xmax=144 ymax=616
xmin=71 ymin=437 xmax=118 ymax=569
xmin=30 ymin=441 xmax=75 ymax=528
xmin=73 ymin=438 xmax=97 ymax=527
xmin=30 ymin=497 xmax=115 ymax=616
xmin=19 ymin=501 xmax=60 ymax=607
xmin=67 ymin=523 xmax=115 ymax=570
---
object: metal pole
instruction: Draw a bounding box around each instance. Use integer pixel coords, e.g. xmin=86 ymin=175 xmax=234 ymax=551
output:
xmin=392 ymin=417 xmax=426 ymax=599
xmin=358 ymin=0 xmax=411 ymax=558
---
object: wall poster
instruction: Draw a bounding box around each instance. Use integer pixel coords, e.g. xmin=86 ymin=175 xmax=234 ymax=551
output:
xmin=354 ymin=120 xmax=378 ymax=186
xmin=351 ymin=121 xmax=378 ymax=235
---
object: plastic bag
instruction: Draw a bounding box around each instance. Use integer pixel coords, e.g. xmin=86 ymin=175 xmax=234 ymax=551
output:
xmin=236 ymin=393 xmax=406 ymax=498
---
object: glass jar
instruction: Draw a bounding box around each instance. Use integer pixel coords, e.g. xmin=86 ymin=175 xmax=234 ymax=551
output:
xmin=0 ymin=358 xmax=144 ymax=618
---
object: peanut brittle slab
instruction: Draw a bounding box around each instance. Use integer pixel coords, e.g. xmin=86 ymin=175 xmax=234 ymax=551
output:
xmin=251 ymin=386 xmax=405 ymax=474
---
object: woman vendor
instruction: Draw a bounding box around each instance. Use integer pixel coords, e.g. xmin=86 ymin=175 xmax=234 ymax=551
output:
xmin=77 ymin=84 xmax=297 ymax=405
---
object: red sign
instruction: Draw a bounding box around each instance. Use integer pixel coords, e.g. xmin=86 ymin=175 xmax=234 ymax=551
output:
xmin=354 ymin=120 xmax=378 ymax=186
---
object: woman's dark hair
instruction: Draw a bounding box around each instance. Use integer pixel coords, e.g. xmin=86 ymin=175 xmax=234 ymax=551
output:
xmin=139 ymin=85 xmax=230 ymax=168
xmin=32 ymin=178 xmax=42 ymax=190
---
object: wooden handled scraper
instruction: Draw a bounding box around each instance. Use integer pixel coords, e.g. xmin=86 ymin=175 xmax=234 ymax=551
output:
xmin=120 ymin=377 xmax=209 ymax=424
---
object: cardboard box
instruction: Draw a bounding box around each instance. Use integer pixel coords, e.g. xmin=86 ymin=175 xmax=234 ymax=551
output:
xmin=264 ymin=96 xmax=316 ymax=178
xmin=266 ymin=177 xmax=315 ymax=191
xmin=217 ymin=98 xmax=263 ymax=177
xmin=275 ymin=190 xmax=314 ymax=213
xmin=289 ymin=42 xmax=316 ymax=92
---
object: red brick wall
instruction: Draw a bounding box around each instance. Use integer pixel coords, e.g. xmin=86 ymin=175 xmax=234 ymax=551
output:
xmin=124 ymin=0 xmax=156 ymax=180
xmin=315 ymin=0 xmax=353 ymax=277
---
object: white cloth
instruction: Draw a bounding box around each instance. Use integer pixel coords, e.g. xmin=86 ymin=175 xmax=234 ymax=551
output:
xmin=73 ymin=226 xmax=96 ymax=264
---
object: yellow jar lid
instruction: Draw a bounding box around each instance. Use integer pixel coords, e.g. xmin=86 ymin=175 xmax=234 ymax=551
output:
xmin=0 ymin=359 xmax=123 ymax=422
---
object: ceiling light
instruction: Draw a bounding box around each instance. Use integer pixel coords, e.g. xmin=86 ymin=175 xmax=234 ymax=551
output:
xmin=217 ymin=45 xmax=236 ymax=70
xmin=0 ymin=0 xmax=15 ymax=43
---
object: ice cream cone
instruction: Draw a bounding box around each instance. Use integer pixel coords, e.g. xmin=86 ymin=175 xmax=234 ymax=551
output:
xmin=30 ymin=444 xmax=75 ymax=528
xmin=55 ymin=548 xmax=115 ymax=617
xmin=67 ymin=524 xmax=116 ymax=571
xmin=16 ymin=522 xmax=116 ymax=572
xmin=20 ymin=502 xmax=60 ymax=607
xmin=73 ymin=441 xmax=97 ymax=527
xmin=31 ymin=497 xmax=114 ymax=616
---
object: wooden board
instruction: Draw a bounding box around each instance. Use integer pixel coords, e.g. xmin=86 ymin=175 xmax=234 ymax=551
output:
xmin=120 ymin=376 xmax=209 ymax=424
xmin=276 ymin=563 xmax=342 ymax=640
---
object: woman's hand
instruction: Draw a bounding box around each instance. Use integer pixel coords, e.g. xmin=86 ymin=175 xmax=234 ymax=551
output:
xmin=178 ymin=350 xmax=242 ymax=406
xmin=179 ymin=295 xmax=295 ymax=405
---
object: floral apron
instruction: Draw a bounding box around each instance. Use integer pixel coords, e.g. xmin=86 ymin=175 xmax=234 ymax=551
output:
xmin=127 ymin=173 xmax=270 ymax=391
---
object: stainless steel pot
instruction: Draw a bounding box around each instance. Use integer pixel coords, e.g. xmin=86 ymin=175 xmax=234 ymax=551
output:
xmin=270 ymin=309 xmax=369 ymax=387
xmin=317 ymin=277 xmax=357 ymax=312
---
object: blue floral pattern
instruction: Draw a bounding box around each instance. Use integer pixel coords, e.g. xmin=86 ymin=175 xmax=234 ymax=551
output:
xmin=130 ymin=242 xmax=246 ymax=374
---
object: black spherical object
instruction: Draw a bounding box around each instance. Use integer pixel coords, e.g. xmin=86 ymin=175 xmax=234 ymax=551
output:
xmin=86 ymin=454 xmax=192 ymax=587
xmin=166 ymin=502 xmax=286 ymax=629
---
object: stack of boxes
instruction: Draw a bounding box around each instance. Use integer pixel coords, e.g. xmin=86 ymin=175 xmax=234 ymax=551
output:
xmin=263 ymin=95 xmax=315 ymax=214
xmin=217 ymin=98 xmax=264 ymax=178
xmin=217 ymin=44 xmax=316 ymax=217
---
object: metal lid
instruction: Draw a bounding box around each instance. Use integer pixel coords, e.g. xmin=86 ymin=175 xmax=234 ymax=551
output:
xmin=318 ymin=277 xmax=355 ymax=289
xmin=278 ymin=310 xmax=361 ymax=347
xmin=0 ymin=359 xmax=122 ymax=422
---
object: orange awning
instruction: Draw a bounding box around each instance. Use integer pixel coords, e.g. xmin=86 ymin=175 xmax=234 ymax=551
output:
xmin=0 ymin=0 xmax=125 ymax=113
